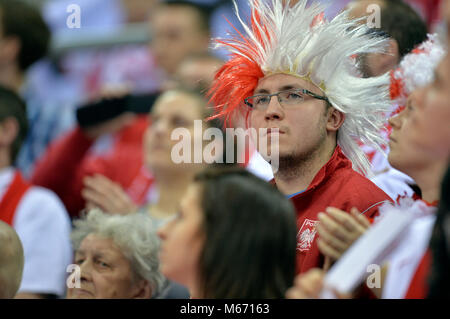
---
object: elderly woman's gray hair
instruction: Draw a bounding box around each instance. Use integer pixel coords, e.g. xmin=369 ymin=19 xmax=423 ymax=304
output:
xmin=71 ymin=209 xmax=164 ymax=296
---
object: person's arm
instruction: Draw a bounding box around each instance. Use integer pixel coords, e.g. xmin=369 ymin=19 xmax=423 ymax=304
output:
xmin=30 ymin=127 xmax=94 ymax=217
xmin=82 ymin=174 xmax=138 ymax=214
xmin=31 ymin=113 xmax=136 ymax=218
xmin=317 ymin=207 xmax=371 ymax=262
xmin=317 ymin=206 xmax=390 ymax=299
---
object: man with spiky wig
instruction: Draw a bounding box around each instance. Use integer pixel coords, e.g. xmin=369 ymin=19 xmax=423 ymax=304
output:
xmin=208 ymin=0 xmax=392 ymax=274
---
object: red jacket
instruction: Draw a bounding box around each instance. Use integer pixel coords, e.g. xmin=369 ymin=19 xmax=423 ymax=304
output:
xmin=283 ymin=147 xmax=392 ymax=274
xmin=31 ymin=115 xmax=153 ymax=218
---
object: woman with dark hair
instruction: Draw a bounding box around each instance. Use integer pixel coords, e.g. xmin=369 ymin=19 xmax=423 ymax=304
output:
xmin=157 ymin=167 xmax=297 ymax=299
xmin=427 ymin=167 xmax=450 ymax=298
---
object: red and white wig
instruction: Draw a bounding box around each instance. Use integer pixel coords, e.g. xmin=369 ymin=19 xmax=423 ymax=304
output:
xmin=208 ymin=0 xmax=392 ymax=176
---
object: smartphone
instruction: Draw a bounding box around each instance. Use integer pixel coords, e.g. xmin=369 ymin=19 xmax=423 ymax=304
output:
xmin=76 ymin=93 xmax=159 ymax=128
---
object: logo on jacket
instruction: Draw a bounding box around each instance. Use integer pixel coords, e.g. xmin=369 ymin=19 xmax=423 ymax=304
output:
xmin=297 ymin=219 xmax=319 ymax=252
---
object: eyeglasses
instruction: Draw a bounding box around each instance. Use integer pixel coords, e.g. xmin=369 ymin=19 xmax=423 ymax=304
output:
xmin=244 ymin=89 xmax=330 ymax=110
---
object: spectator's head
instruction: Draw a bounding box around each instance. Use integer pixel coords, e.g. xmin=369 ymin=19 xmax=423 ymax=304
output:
xmin=387 ymin=34 xmax=446 ymax=178
xmin=165 ymin=52 xmax=224 ymax=93
xmin=157 ymin=167 xmax=297 ymax=298
xmin=144 ymin=87 xmax=223 ymax=176
xmin=426 ymin=0 xmax=450 ymax=299
xmin=0 ymin=0 xmax=50 ymax=73
xmin=120 ymin=0 xmax=158 ymax=23
xmin=0 ymin=220 xmax=24 ymax=299
xmin=67 ymin=209 xmax=164 ymax=299
xmin=406 ymin=51 xmax=450 ymax=160
xmin=209 ymin=0 xmax=391 ymax=176
xmin=150 ymin=1 xmax=211 ymax=75
xmin=348 ymin=0 xmax=428 ymax=77
xmin=0 ymin=86 xmax=27 ymax=166
xmin=401 ymin=2 xmax=450 ymax=162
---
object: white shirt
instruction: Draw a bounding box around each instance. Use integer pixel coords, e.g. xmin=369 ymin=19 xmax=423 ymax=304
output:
xmin=380 ymin=199 xmax=437 ymax=299
xmin=246 ymin=151 xmax=274 ymax=181
xmin=368 ymin=148 xmax=415 ymax=201
xmin=0 ymin=168 xmax=72 ymax=297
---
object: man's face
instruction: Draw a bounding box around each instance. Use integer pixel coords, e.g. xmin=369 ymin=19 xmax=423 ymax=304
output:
xmin=176 ymin=58 xmax=223 ymax=92
xmin=407 ymin=55 xmax=450 ymax=160
xmin=248 ymin=73 xmax=330 ymax=160
xmin=150 ymin=5 xmax=210 ymax=75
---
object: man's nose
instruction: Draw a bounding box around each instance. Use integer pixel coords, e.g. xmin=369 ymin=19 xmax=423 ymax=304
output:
xmin=264 ymin=96 xmax=284 ymax=121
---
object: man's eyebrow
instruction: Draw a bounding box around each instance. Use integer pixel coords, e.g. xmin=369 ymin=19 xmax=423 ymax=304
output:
xmin=279 ymin=85 xmax=300 ymax=91
xmin=254 ymin=84 xmax=301 ymax=94
xmin=254 ymin=88 xmax=270 ymax=94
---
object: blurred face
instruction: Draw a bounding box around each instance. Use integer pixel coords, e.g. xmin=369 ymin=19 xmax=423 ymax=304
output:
xmin=67 ymin=234 xmax=147 ymax=299
xmin=406 ymin=55 xmax=450 ymax=159
xmin=157 ymin=183 xmax=205 ymax=289
xmin=347 ymin=0 xmax=399 ymax=77
xmin=248 ymin=74 xmax=331 ymax=161
xmin=144 ymin=92 xmax=205 ymax=172
xmin=176 ymin=58 xmax=223 ymax=91
xmin=150 ymin=5 xmax=210 ymax=75
xmin=388 ymin=93 xmax=438 ymax=177
xmin=121 ymin=0 xmax=157 ymax=23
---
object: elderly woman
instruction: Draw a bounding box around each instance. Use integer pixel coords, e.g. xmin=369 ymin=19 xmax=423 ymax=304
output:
xmin=66 ymin=209 xmax=164 ymax=299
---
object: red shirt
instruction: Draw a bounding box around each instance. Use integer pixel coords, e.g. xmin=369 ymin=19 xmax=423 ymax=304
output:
xmin=283 ymin=147 xmax=392 ymax=274
xmin=31 ymin=115 xmax=153 ymax=218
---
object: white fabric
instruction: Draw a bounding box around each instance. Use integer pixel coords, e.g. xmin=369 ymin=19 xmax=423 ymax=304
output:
xmin=371 ymin=167 xmax=415 ymax=201
xmin=366 ymin=146 xmax=415 ymax=201
xmin=380 ymin=199 xmax=436 ymax=299
xmin=0 ymin=168 xmax=72 ymax=297
xmin=246 ymin=151 xmax=274 ymax=181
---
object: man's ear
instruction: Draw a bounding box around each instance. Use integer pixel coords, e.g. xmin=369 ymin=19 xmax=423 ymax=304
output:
xmin=0 ymin=118 xmax=19 ymax=147
xmin=132 ymin=279 xmax=152 ymax=299
xmin=326 ymin=107 xmax=345 ymax=132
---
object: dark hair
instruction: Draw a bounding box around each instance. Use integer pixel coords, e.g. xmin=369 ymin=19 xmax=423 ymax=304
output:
xmin=0 ymin=86 xmax=28 ymax=163
xmin=379 ymin=0 xmax=428 ymax=58
xmin=427 ymin=166 xmax=450 ymax=298
xmin=161 ymin=0 xmax=212 ymax=34
xmin=193 ymin=167 xmax=297 ymax=298
xmin=0 ymin=0 xmax=51 ymax=71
